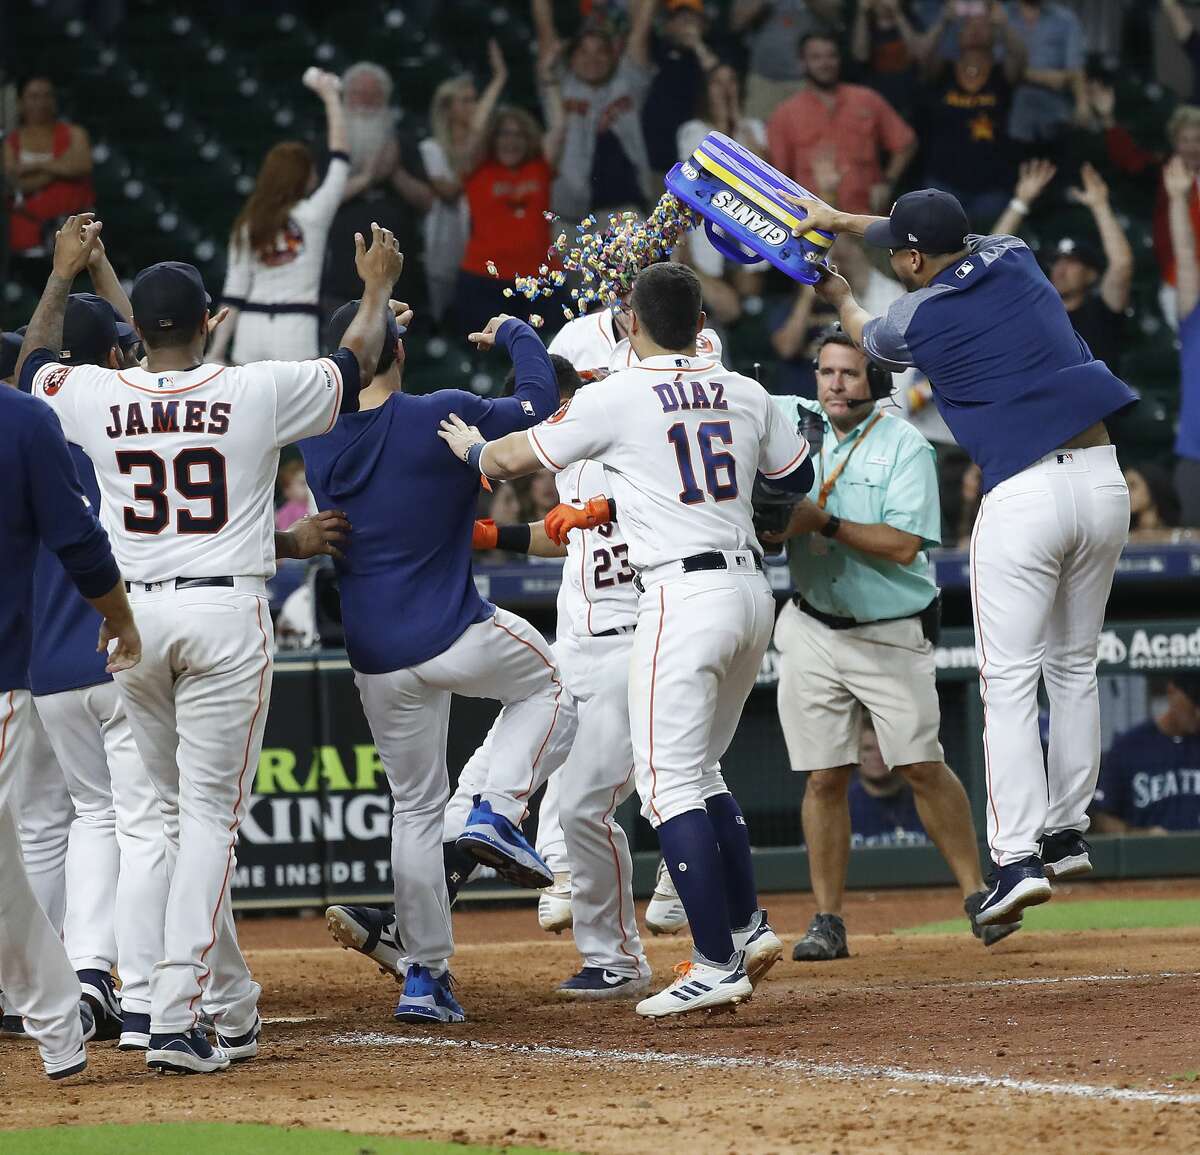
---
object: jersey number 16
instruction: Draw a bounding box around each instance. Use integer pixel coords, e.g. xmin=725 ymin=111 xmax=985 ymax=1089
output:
xmin=667 ymin=420 xmax=737 ymax=505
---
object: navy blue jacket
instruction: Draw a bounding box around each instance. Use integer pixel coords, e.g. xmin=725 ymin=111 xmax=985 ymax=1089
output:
xmin=863 ymin=234 xmax=1138 ymax=492
xmin=0 ymin=388 xmax=119 ymax=693
xmin=30 ymin=444 xmax=111 ymax=696
xmin=300 ymin=319 xmax=558 ymax=674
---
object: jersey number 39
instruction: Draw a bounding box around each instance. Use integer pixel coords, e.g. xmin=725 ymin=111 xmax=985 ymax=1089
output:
xmin=667 ymin=420 xmax=737 ymax=505
xmin=116 ymin=448 xmax=229 ymax=535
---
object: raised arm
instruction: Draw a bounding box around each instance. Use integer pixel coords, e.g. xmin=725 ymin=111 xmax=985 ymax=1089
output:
xmin=337 ymin=224 xmax=406 ymax=382
xmin=625 ymin=0 xmax=658 ymax=70
xmin=86 ymin=235 xmax=133 ymax=324
xmin=463 ymin=40 xmax=509 ymax=174
xmin=778 ymin=194 xmax=887 ymax=243
xmin=992 ymin=2 xmax=1028 ymax=85
xmin=1162 ymin=0 xmax=1194 ymax=45
xmin=1166 ymin=154 xmax=1200 ymax=318
xmin=991 ymin=157 xmax=1056 ymax=236
xmin=466 ymin=315 xmax=560 ymax=438
xmin=730 ymin=0 xmax=768 ymax=34
xmin=1068 ymin=163 xmax=1133 ymax=314
xmin=531 ymin=0 xmax=560 ymax=63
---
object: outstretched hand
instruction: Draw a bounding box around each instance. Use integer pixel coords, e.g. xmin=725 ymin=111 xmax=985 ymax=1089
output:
xmin=779 ymin=194 xmax=837 ymax=237
xmin=53 ymin=214 xmax=103 ymax=280
xmin=468 ymin=314 xmax=515 ymax=351
xmin=438 ymin=413 xmax=486 ymax=464
xmin=289 ymin=510 xmax=352 ymax=561
xmin=354 ymin=221 xmax=404 ymax=291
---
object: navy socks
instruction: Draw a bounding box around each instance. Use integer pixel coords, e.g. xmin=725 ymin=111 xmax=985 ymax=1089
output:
xmin=657 ymin=808 xmax=735 ymax=964
xmin=706 ymin=791 xmax=759 ymax=931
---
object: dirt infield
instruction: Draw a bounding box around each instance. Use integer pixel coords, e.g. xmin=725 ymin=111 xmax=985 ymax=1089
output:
xmin=4 ymin=879 xmax=1200 ymax=1154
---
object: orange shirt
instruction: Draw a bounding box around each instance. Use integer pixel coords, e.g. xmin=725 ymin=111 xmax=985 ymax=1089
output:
xmin=766 ymin=83 xmax=916 ymax=216
xmin=461 ymin=157 xmax=553 ymax=278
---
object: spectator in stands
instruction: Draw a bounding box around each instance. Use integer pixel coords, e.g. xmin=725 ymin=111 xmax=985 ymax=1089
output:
xmin=1091 ymin=676 xmax=1200 ymax=834
xmin=275 ymin=460 xmax=311 ymax=532
xmin=848 ymin=718 xmax=930 ymax=848
xmin=677 ymin=63 xmax=769 ymax=289
xmin=214 ymin=69 xmax=350 ymax=364
xmin=420 ymin=46 xmax=509 ymax=327
xmin=1005 ymin=0 xmax=1087 ymax=151
xmin=955 ymin=462 xmax=983 ymax=547
xmin=532 ymin=0 xmax=656 ymax=221
xmin=850 ymin=0 xmax=925 ymax=122
xmin=1125 ymin=463 xmax=1181 ymax=539
xmin=994 ymin=161 xmax=1132 ymax=370
xmin=767 ymin=32 xmax=917 ymax=216
xmin=1161 ymin=0 xmax=1200 ymax=105
xmin=4 ymin=76 xmax=93 ymax=255
xmin=913 ymin=10 xmax=1027 ymax=225
xmin=642 ymin=0 xmax=719 ymax=181
xmin=731 ymin=0 xmax=843 ymax=122
xmin=1166 ymin=152 xmax=1200 ymax=525
xmin=320 ymin=62 xmax=432 ymax=312
xmin=454 ymin=106 xmax=564 ymax=334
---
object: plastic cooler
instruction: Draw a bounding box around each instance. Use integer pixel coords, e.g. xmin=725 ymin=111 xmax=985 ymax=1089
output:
xmin=665 ymin=131 xmax=836 ymax=285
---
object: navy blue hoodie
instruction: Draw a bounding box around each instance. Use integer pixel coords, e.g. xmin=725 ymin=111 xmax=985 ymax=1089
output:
xmin=300 ymin=319 xmax=558 ymax=674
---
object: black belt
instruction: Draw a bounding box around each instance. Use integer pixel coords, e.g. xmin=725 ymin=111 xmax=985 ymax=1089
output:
xmin=592 ymin=625 xmax=635 ymax=637
xmin=125 ymin=576 xmax=235 ymax=592
xmin=682 ymin=550 xmax=764 ymax=574
xmin=793 ymin=594 xmax=923 ymax=632
xmin=235 ymin=302 xmax=320 ymax=317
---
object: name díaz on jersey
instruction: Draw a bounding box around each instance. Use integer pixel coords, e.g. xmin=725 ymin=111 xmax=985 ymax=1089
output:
xmin=652 ymin=376 xmax=728 ymax=414
xmin=709 ymin=189 xmax=788 ymax=247
xmin=104 ymin=399 xmax=231 ymax=439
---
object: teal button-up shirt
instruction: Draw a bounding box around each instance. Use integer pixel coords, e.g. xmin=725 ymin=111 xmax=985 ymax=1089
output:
xmin=771 ymin=396 xmax=941 ymax=623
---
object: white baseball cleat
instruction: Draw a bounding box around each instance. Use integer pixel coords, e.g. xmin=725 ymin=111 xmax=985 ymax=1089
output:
xmin=645 ymin=859 xmax=688 ymax=935
xmin=733 ymin=908 xmax=783 ymax=987
xmin=538 ymin=873 xmax=573 ymax=934
xmin=635 ymin=956 xmax=752 ymax=1019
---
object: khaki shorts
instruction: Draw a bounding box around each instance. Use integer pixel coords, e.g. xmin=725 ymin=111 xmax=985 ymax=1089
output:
xmin=774 ymin=599 xmax=945 ymax=772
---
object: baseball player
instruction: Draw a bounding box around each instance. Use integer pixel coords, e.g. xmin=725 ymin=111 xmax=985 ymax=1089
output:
xmin=18 ymin=213 xmax=402 ymax=1073
xmin=211 ymin=68 xmax=349 ymax=364
xmin=301 ymin=305 xmax=562 ymax=1025
xmin=440 ymin=262 xmax=814 ymax=1017
xmin=788 ymin=189 xmax=1137 ymax=924
xmin=1 ymin=223 xmax=140 ymax=1080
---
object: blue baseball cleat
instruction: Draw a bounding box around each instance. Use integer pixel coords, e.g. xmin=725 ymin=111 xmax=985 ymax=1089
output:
xmin=975 ymin=856 xmax=1052 ymax=926
xmin=456 ymin=798 xmax=554 ymax=890
xmin=393 ymin=965 xmax=466 ymax=1024
xmin=556 ymin=967 xmax=651 ymax=1001
xmin=146 ymin=1028 xmax=230 ymax=1074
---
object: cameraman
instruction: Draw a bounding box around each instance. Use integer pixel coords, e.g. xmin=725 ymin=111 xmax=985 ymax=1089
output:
xmin=763 ymin=331 xmax=1010 ymax=960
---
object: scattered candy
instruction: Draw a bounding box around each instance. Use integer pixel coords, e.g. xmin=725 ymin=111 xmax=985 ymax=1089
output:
xmin=529 ymin=314 xmax=544 ymax=328
xmin=562 ymin=306 xmax=575 ymax=320
xmin=486 ymin=260 xmax=498 ymax=277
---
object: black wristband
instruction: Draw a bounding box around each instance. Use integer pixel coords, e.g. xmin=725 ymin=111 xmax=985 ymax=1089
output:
xmin=495 ymin=523 xmax=532 ymax=553
xmin=607 ymin=498 xmax=617 ymax=521
xmin=466 ymin=441 xmax=487 ymax=474
xmin=820 ymin=514 xmax=842 ymax=539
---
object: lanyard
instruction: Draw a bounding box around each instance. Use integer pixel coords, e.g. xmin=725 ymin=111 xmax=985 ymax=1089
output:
xmin=816 ymin=411 xmax=883 ymax=510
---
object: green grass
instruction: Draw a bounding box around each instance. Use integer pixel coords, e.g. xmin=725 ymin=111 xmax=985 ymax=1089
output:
xmin=899 ymin=898 xmax=1200 ymax=936
xmin=2 ymin=1123 xmax=577 ymax=1155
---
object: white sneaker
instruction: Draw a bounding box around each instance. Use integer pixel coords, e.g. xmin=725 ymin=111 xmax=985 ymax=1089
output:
xmin=645 ymin=859 xmax=688 ymax=935
xmin=538 ymin=873 xmax=573 ymax=933
xmin=635 ymin=955 xmax=752 ymax=1019
xmin=733 ymin=909 xmax=783 ymax=987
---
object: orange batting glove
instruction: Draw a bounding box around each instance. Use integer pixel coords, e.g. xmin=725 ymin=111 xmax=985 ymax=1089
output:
xmin=473 ymin=519 xmax=499 ymax=550
xmin=544 ymin=496 xmax=612 ymax=545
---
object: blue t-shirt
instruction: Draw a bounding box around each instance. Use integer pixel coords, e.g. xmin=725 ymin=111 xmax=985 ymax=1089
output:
xmin=0 ymin=388 xmax=118 ymax=693
xmin=863 ymin=234 xmax=1139 ymax=492
xmin=847 ymin=778 xmax=929 ymax=848
xmin=29 ymin=444 xmax=112 ymax=696
xmin=300 ymin=319 xmax=558 ymax=675
xmin=1093 ymin=720 xmax=1200 ymax=832
xmin=1177 ymin=306 xmax=1200 ymax=463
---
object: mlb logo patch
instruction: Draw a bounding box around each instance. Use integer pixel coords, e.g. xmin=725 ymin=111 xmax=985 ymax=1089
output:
xmin=520 ymin=400 xmax=535 ymax=416
xmin=1057 ymin=452 xmax=1074 ymax=464
xmin=955 ymin=261 xmax=975 ymax=280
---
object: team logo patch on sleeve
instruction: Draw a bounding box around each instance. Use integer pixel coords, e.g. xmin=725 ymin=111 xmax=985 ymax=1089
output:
xmin=41 ymin=366 xmax=72 ymax=396
xmin=546 ymin=400 xmax=572 ymax=424
xmin=521 ymin=399 xmax=535 ymax=416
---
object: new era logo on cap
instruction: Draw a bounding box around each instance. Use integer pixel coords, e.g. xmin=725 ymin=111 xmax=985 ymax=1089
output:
xmin=863 ymin=189 xmax=970 ymax=255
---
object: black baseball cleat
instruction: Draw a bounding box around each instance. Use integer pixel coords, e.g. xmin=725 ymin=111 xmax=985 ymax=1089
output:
xmin=975 ymin=856 xmax=1052 ymax=925
xmin=77 ymin=969 xmax=123 ymax=1041
xmin=791 ymin=913 xmax=850 ymax=961
xmin=325 ymin=905 xmax=404 ymax=981
xmin=1041 ymin=830 xmax=1093 ymax=880
xmin=965 ymin=890 xmax=1022 ymax=946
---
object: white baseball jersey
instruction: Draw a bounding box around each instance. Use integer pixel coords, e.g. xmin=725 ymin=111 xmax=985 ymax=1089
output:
xmin=528 ymin=353 xmax=808 ymax=571
xmin=548 ymin=307 xmax=722 ymax=377
xmin=30 ymin=356 xmax=348 ymax=583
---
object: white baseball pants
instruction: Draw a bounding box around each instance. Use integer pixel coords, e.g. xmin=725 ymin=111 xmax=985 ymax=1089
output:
xmin=116 ymin=580 xmax=269 ymax=1036
xmin=356 ymin=609 xmax=565 ymax=973
xmin=35 ymin=681 xmax=168 ymax=1016
xmin=970 ymin=445 xmax=1129 ymax=865
xmin=0 ymin=691 xmax=85 ymax=1071
xmin=553 ymin=632 xmax=649 ymax=978
xmin=231 ymin=312 xmax=319 ymax=363
xmin=13 ymin=707 xmax=72 ymax=933
xmin=628 ymin=562 xmax=766 ymax=827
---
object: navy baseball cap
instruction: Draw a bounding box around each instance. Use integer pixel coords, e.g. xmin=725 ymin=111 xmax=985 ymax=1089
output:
xmin=130 ymin=261 xmax=210 ymax=336
xmin=864 ymin=189 xmax=970 ymax=255
xmin=326 ymin=299 xmax=401 ymax=375
xmin=61 ymin=293 xmax=134 ymax=366
xmin=1052 ymin=236 xmax=1104 ymax=273
xmin=0 ymin=331 xmax=23 ymax=380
